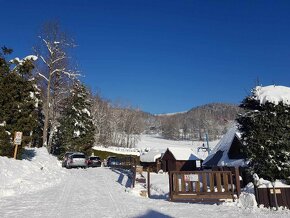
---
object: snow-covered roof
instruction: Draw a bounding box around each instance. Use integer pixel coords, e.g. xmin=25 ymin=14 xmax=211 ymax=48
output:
xmin=253 ymin=85 xmax=290 ymax=106
xmin=203 ymin=125 xmax=246 ymax=167
xmin=166 ymin=147 xmax=200 ymax=161
xmin=140 ymin=149 xmax=165 ymax=163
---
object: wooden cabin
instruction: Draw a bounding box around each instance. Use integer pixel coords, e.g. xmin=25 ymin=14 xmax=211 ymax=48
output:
xmin=203 ymin=125 xmax=249 ymax=186
xmin=203 ymin=125 xmax=246 ymax=168
xmin=140 ymin=149 xmax=164 ymax=172
xmin=161 ymin=147 xmax=201 ymax=172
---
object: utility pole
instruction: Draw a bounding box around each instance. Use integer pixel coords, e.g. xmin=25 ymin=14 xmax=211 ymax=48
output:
xmin=205 ymin=132 xmax=210 ymax=155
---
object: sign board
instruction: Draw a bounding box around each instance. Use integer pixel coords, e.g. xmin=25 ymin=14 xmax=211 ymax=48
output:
xmin=184 ymin=174 xmax=199 ymax=182
xmin=14 ymin=131 xmax=23 ymax=145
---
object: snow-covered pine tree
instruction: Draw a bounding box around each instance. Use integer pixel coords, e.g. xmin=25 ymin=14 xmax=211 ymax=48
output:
xmin=57 ymin=81 xmax=94 ymax=156
xmin=237 ymin=86 xmax=290 ymax=183
xmin=0 ymin=47 xmax=43 ymax=157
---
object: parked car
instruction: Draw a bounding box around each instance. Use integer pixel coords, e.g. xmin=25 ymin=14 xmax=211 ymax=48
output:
xmin=88 ymin=156 xmax=101 ymax=167
xmin=66 ymin=153 xmax=88 ymax=169
xmin=62 ymin=152 xmax=75 ymax=168
xmin=106 ymin=156 xmax=120 ymax=167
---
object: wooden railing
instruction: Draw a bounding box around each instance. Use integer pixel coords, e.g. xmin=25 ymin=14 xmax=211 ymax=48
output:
xmin=169 ymin=170 xmax=240 ymax=202
xmin=109 ymin=156 xmax=137 ymax=188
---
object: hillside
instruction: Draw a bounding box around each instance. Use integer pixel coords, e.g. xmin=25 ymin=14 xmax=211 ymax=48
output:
xmin=144 ymin=103 xmax=242 ymax=141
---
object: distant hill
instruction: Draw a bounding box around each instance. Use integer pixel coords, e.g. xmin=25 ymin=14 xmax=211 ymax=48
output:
xmin=143 ymin=103 xmax=242 ymax=141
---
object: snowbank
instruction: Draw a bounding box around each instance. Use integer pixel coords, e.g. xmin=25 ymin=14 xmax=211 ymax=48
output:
xmin=0 ymin=147 xmax=67 ymax=198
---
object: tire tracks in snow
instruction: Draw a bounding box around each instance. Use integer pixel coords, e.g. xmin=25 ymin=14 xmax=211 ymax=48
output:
xmin=45 ymin=169 xmax=75 ymax=218
xmin=98 ymin=168 xmax=127 ymax=218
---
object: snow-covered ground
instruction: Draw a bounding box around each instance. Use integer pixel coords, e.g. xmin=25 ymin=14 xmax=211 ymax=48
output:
xmin=0 ymin=147 xmax=289 ymax=217
xmin=136 ymin=134 xmax=218 ymax=151
xmin=93 ymin=134 xmax=219 ymax=161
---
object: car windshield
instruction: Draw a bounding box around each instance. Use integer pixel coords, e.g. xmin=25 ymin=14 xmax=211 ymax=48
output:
xmin=90 ymin=157 xmax=100 ymax=160
xmin=64 ymin=152 xmax=74 ymax=157
xmin=72 ymin=154 xmax=85 ymax=159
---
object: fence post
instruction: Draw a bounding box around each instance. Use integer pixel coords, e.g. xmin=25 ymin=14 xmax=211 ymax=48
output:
xmin=168 ymin=171 xmax=173 ymax=201
xmin=234 ymin=167 xmax=241 ymax=197
xmin=130 ymin=158 xmax=137 ymax=188
xmin=147 ymin=169 xmax=151 ymax=198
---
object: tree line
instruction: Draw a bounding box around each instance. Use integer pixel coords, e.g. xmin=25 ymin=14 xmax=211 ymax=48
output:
xmin=151 ymin=103 xmax=242 ymax=141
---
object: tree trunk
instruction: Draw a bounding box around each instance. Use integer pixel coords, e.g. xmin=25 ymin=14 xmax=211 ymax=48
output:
xmin=42 ymin=77 xmax=51 ymax=150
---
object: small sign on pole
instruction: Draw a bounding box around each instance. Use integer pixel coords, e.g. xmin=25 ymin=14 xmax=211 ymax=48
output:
xmin=13 ymin=131 xmax=22 ymax=159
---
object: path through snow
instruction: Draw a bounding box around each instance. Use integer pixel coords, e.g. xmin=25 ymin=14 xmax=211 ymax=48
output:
xmin=1 ymin=167 xmax=289 ymax=218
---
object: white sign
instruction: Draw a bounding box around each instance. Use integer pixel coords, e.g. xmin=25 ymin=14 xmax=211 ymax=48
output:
xmin=196 ymin=160 xmax=201 ymax=168
xmin=14 ymin=132 xmax=23 ymax=145
xmin=184 ymin=174 xmax=199 ymax=182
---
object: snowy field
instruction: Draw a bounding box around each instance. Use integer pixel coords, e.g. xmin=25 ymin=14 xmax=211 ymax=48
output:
xmin=0 ymin=136 xmax=289 ymax=217
xmin=93 ymin=134 xmax=219 ymax=161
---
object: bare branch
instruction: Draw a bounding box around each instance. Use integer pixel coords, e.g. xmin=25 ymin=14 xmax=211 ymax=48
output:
xmin=38 ymin=73 xmax=49 ymax=82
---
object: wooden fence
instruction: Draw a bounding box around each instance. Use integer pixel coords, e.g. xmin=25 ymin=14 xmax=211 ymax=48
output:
xmin=169 ymin=170 xmax=241 ymax=202
xmin=256 ymin=187 xmax=290 ymax=209
xmin=109 ymin=156 xmax=137 ymax=188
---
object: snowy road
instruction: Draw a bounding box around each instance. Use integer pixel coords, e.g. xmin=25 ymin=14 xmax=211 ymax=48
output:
xmin=0 ymin=167 xmax=289 ymax=218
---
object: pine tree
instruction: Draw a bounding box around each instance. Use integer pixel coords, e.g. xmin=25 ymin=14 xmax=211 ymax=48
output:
xmin=0 ymin=47 xmax=43 ymax=157
xmin=237 ymin=89 xmax=290 ymax=183
xmin=57 ymin=81 xmax=94 ymax=156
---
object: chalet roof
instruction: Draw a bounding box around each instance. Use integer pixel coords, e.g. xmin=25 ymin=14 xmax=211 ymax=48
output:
xmin=140 ymin=149 xmax=165 ymax=163
xmin=166 ymin=147 xmax=200 ymax=161
xmin=203 ymin=124 xmax=246 ymax=167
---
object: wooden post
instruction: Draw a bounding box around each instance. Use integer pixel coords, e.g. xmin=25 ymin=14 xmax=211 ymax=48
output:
xmin=168 ymin=171 xmax=173 ymax=201
xmin=272 ymin=182 xmax=279 ymax=210
xmin=234 ymin=167 xmax=241 ymax=197
xmin=13 ymin=144 xmax=19 ymax=159
xmin=131 ymin=158 xmax=137 ymax=188
xmin=147 ymin=169 xmax=151 ymax=198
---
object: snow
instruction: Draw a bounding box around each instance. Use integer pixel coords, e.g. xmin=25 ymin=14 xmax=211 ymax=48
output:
xmin=254 ymin=178 xmax=290 ymax=188
xmin=0 ymin=147 xmax=67 ymax=198
xmin=73 ymin=130 xmax=80 ymax=137
xmin=140 ymin=149 xmax=164 ymax=162
xmin=136 ymin=134 xmax=217 ymax=160
xmin=0 ymin=121 xmax=6 ymax=127
xmin=0 ymin=147 xmax=289 ymax=217
xmin=82 ymin=108 xmax=91 ymax=116
xmin=166 ymin=147 xmax=200 ymax=160
xmin=93 ymin=146 xmax=141 ymax=156
xmin=23 ymin=55 xmax=38 ymax=61
xmin=93 ymin=134 xmax=217 ymax=160
xmin=253 ymin=85 xmax=290 ymax=106
xmin=155 ymin=111 xmax=187 ymax=116
xmin=10 ymin=55 xmax=38 ymax=66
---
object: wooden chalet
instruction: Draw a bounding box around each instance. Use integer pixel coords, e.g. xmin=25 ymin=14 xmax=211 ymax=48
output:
xmin=161 ymin=147 xmax=201 ymax=172
xmin=203 ymin=125 xmax=249 ymax=186
xmin=203 ymin=125 xmax=246 ymax=168
xmin=140 ymin=149 xmax=164 ymax=172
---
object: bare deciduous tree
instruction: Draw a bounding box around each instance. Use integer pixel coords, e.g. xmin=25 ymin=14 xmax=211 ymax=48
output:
xmin=34 ymin=22 xmax=79 ymax=151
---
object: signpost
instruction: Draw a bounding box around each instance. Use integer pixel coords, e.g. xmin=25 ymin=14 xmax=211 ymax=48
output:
xmin=13 ymin=131 xmax=22 ymax=159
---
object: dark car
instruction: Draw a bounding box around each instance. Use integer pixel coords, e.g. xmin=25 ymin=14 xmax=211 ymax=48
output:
xmin=88 ymin=156 xmax=101 ymax=167
xmin=107 ymin=156 xmax=120 ymax=167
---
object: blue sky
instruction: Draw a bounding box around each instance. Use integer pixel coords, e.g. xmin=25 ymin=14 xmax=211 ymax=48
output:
xmin=2 ymin=0 xmax=290 ymax=114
